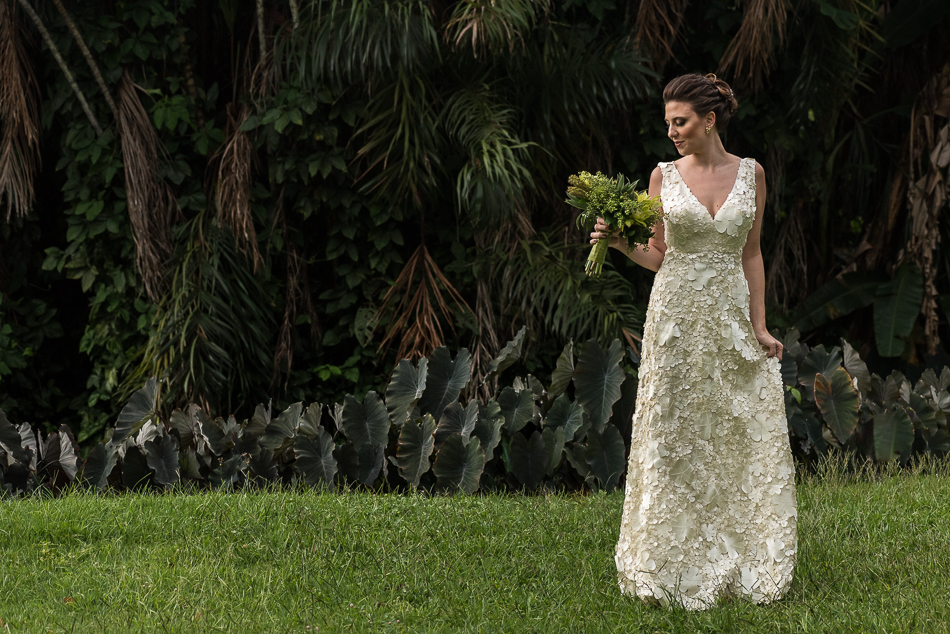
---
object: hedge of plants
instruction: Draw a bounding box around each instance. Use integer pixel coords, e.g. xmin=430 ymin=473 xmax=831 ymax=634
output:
xmin=1 ymin=327 xmax=948 ymax=498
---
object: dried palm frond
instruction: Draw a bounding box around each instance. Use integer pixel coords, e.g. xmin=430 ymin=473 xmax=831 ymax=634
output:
xmin=117 ymin=70 xmax=179 ymax=302
xmin=49 ymin=0 xmax=118 ymax=121
xmin=764 ymin=203 xmax=808 ymax=311
xmin=717 ymin=0 xmax=788 ymax=92
xmin=14 ymin=0 xmax=101 ymax=134
xmin=375 ymin=243 xmax=473 ymax=361
xmin=0 ymin=0 xmax=41 ymax=220
xmin=213 ymin=103 xmax=260 ymax=268
xmin=444 ymin=0 xmax=546 ymax=58
xmin=633 ymin=0 xmax=689 ymax=67
xmin=899 ymin=65 xmax=950 ymax=354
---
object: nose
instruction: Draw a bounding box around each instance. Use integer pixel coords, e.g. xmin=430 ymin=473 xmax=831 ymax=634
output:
xmin=667 ymin=124 xmax=676 ymax=138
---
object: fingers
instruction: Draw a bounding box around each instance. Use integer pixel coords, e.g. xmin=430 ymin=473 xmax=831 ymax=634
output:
xmin=764 ymin=341 xmax=784 ymax=360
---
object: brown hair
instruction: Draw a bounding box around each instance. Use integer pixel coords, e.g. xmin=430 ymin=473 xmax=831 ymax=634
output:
xmin=663 ymin=73 xmax=739 ymax=132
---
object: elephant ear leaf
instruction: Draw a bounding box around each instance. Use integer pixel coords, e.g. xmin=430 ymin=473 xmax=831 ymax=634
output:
xmin=542 ymin=426 xmax=566 ymax=476
xmin=542 ymin=393 xmax=585 ymax=441
xmin=509 ymin=430 xmax=547 ymax=490
xmin=0 ymin=409 xmax=29 ymax=464
xmin=82 ymin=442 xmax=117 ymax=491
xmin=298 ymin=403 xmax=324 ymax=439
xmin=112 ymin=377 xmax=158 ymax=445
xmin=418 ymin=347 xmax=471 ymax=418
xmin=144 ymin=433 xmax=180 ymax=488
xmin=547 ymin=340 xmax=574 ymax=399
xmin=261 ymin=402 xmax=302 ymax=452
xmin=814 ymin=368 xmax=859 ymax=443
xmin=573 ymin=339 xmax=624 ymax=433
xmin=498 ymin=387 xmax=535 ymax=434
xmin=435 ymin=401 xmax=478 ymax=448
xmin=386 ymin=357 xmax=428 ymax=426
xmin=483 ymin=326 xmax=527 ymax=383
xmin=342 ymin=392 xmax=390 ymax=450
xmin=472 ymin=400 xmax=504 ymax=458
xmin=874 ymin=406 xmax=914 ymax=463
xmin=396 ymin=414 xmax=436 ymax=488
xmin=433 ymin=435 xmax=485 ymax=494
xmin=294 ymin=426 xmax=338 ymax=487
xmin=585 ymin=425 xmax=625 ymax=492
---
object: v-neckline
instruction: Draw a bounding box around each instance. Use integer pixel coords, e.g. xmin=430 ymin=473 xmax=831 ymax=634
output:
xmin=672 ymin=159 xmax=744 ymax=221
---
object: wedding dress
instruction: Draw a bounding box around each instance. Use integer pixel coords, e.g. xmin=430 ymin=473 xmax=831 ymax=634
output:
xmin=615 ymin=158 xmax=797 ymax=609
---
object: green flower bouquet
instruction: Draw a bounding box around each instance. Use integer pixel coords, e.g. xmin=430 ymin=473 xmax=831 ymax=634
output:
xmin=567 ymin=171 xmax=663 ymax=276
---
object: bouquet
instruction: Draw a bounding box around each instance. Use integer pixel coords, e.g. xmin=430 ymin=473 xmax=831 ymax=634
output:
xmin=567 ymin=171 xmax=663 ymax=276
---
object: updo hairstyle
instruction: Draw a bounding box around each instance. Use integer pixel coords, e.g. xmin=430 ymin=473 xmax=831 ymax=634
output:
xmin=662 ymin=73 xmax=739 ymax=132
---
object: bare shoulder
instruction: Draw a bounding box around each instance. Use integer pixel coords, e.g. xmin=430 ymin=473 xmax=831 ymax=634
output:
xmin=752 ymin=159 xmax=765 ymax=179
xmin=648 ymin=165 xmax=663 ymax=195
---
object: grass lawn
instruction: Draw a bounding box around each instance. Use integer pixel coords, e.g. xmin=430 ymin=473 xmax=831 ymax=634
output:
xmin=1 ymin=457 xmax=948 ymax=633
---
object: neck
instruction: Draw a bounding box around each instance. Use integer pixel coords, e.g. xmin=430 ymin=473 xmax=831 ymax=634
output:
xmin=686 ymin=134 xmax=728 ymax=167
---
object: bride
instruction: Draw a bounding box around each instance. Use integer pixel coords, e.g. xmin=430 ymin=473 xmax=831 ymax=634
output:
xmin=591 ymin=73 xmax=797 ymax=609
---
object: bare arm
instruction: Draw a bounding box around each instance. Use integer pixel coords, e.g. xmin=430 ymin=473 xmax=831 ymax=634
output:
xmin=742 ymin=161 xmax=783 ymax=360
xmin=590 ymin=166 xmax=667 ymax=272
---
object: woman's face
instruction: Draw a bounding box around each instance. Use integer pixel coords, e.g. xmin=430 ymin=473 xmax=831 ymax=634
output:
xmin=664 ymin=101 xmax=710 ymax=155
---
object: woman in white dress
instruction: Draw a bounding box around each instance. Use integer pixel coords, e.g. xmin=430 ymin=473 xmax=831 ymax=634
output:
xmin=591 ymin=73 xmax=797 ymax=609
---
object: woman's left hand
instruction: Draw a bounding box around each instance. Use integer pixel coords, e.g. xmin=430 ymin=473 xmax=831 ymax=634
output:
xmin=754 ymin=329 xmax=784 ymax=360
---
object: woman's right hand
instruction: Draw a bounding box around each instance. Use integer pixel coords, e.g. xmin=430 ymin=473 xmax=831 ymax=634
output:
xmin=590 ymin=217 xmax=619 ymax=248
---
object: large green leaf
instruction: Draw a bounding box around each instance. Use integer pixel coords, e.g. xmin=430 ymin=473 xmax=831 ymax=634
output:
xmin=433 ymin=435 xmax=485 ymax=494
xmin=792 ymin=272 xmax=882 ymax=332
xmin=547 ymin=340 xmax=574 ymax=398
xmin=874 ymin=264 xmax=924 ymax=357
xmin=418 ymin=347 xmax=471 ymax=418
xmin=357 ymin=443 xmax=385 ymax=486
xmin=342 ymin=391 xmax=390 ymax=450
xmin=144 ymin=434 xmax=180 ymax=488
xmin=261 ymin=402 xmax=302 ymax=452
xmin=585 ymin=425 xmax=625 ymax=491
xmin=573 ymin=338 xmax=624 ymax=432
xmin=497 ymin=386 xmax=535 ymax=434
xmin=210 ymin=454 xmax=246 ymax=489
xmin=472 ymin=400 xmax=504 ymax=457
xmin=112 ymin=377 xmax=158 ymax=445
xmin=122 ymin=445 xmax=152 ymax=490
xmin=841 ymin=338 xmax=870 ymax=393
xmin=298 ymin=403 xmax=324 ymax=439
xmin=169 ymin=406 xmax=199 ymax=449
xmin=243 ymin=401 xmax=272 ymax=438
xmin=294 ymin=426 xmax=338 ymax=487
xmin=797 ymin=345 xmax=843 ymax=401
xmin=814 ymin=368 xmax=859 ymax=443
xmin=564 ymin=443 xmax=590 ymax=479
xmin=82 ymin=443 xmax=117 ymax=491
xmin=334 ymin=441 xmax=360 ymax=486
xmin=0 ymin=409 xmax=29 ymax=464
xmin=386 ymin=357 xmax=428 ymax=426
xmin=483 ymin=325 xmax=526 ymax=382
xmin=542 ymin=426 xmax=566 ymax=476
xmin=396 ymin=414 xmax=436 ymax=488
xmin=874 ymin=406 xmax=914 ymax=462
xmin=435 ymin=400 xmax=478 ymax=447
xmin=542 ymin=393 xmax=585 ymax=441
xmin=509 ymin=430 xmax=547 ymax=490
xmin=197 ymin=410 xmax=229 ymax=456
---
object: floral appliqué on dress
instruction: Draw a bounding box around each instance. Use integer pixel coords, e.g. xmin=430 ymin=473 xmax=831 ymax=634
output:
xmin=615 ymin=158 xmax=798 ymax=610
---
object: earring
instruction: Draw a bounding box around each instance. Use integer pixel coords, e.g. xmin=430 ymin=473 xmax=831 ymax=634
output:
xmin=705 ymin=125 xmax=711 ymax=135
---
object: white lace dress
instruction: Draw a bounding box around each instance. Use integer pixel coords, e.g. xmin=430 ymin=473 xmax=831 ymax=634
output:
xmin=615 ymin=158 xmax=797 ymax=609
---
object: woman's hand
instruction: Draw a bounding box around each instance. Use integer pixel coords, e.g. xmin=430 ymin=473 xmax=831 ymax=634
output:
xmin=754 ymin=329 xmax=784 ymax=360
xmin=590 ymin=217 xmax=621 ymax=249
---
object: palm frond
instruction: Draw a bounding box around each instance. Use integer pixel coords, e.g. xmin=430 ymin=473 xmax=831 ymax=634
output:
xmin=442 ymin=83 xmax=534 ymax=225
xmin=276 ymin=0 xmax=440 ymax=89
xmin=117 ymin=70 xmax=179 ymax=302
xmin=375 ymin=243 xmax=472 ymax=361
xmin=120 ymin=214 xmax=275 ymax=414
xmin=499 ymin=233 xmax=645 ymax=346
xmin=444 ymin=0 xmax=546 ymax=59
xmin=633 ymin=0 xmax=689 ymax=67
xmin=0 ymin=0 xmax=41 ymax=220
xmin=717 ymin=0 xmax=789 ymax=92
xmin=213 ymin=103 xmax=260 ymax=269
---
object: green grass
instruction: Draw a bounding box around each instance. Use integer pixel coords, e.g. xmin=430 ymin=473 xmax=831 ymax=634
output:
xmin=2 ymin=457 xmax=949 ymax=633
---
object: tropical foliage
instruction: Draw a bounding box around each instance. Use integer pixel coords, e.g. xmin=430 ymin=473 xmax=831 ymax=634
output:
xmin=0 ymin=0 xmax=949 ymax=445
